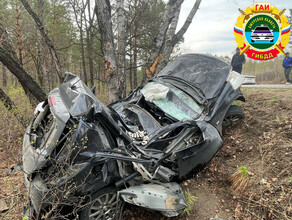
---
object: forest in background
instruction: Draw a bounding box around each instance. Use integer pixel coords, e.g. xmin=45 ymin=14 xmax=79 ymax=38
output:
xmin=0 ymin=0 xmax=203 ymax=110
xmin=0 ymin=1 xmax=291 ymax=111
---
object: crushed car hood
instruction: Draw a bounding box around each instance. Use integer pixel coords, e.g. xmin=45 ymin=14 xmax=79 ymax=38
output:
xmin=57 ymin=73 xmax=109 ymax=118
xmin=156 ymin=54 xmax=230 ymax=99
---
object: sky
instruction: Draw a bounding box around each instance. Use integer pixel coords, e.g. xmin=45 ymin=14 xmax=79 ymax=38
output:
xmin=177 ymin=0 xmax=291 ymax=57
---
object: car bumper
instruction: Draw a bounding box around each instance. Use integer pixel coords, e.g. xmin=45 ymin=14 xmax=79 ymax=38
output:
xmin=251 ymin=36 xmax=274 ymax=41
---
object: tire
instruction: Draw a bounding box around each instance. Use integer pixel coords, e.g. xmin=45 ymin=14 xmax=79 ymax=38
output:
xmin=79 ymin=187 xmax=123 ymax=220
xmin=223 ymin=105 xmax=245 ymax=127
xmin=251 ymin=39 xmax=254 ymax=42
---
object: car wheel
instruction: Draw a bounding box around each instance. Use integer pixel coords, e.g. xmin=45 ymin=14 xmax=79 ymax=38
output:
xmin=223 ymin=105 xmax=245 ymax=127
xmin=79 ymin=187 xmax=123 ymax=220
xmin=251 ymin=39 xmax=254 ymax=42
xmin=270 ymin=40 xmax=273 ymax=42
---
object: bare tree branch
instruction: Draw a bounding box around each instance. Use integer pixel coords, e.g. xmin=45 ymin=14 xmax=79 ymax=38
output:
xmin=19 ymin=0 xmax=64 ymax=81
xmin=173 ymin=0 xmax=202 ymax=45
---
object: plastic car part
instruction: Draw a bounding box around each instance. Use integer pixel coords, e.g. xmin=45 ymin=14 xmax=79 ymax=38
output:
xmin=118 ymin=182 xmax=186 ymax=217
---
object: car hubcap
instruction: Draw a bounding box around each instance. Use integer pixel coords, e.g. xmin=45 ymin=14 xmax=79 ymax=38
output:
xmin=88 ymin=192 xmax=121 ymax=220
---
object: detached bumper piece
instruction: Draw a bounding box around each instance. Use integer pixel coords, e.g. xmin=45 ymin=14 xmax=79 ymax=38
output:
xmin=119 ymin=182 xmax=186 ymax=217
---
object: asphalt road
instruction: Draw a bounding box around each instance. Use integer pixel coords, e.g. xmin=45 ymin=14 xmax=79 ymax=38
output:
xmin=241 ymin=84 xmax=292 ymax=89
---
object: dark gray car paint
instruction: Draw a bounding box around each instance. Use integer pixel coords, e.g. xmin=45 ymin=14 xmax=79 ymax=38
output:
xmin=23 ymin=54 xmax=244 ymax=219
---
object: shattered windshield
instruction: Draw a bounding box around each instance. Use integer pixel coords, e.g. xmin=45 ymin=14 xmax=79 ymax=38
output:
xmin=141 ymin=83 xmax=203 ymax=121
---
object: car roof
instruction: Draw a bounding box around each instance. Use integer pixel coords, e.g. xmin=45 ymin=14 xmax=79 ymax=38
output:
xmin=156 ymin=54 xmax=230 ymax=99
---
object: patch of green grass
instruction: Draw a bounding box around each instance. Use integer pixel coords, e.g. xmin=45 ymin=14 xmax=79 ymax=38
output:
xmin=239 ymin=166 xmax=249 ymax=178
xmin=181 ymin=189 xmax=197 ymax=216
xmin=288 ymin=177 xmax=292 ymax=183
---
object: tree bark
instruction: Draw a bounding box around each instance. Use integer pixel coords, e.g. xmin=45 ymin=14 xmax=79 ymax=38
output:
xmin=141 ymin=0 xmax=184 ymax=85
xmin=95 ymin=0 xmax=119 ymax=103
xmin=133 ymin=41 xmax=138 ymax=88
xmin=129 ymin=42 xmax=133 ymax=91
xmin=155 ymin=5 xmax=181 ymax=73
xmin=15 ymin=2 xmax=23 ymax=66
xmin=0 ymin=23 xmax=46 ymax=103
xmin=133 ymin=0 xmax=138 ymax=89
xmin=37 ymin=0 xmax=49 ymax=93
xmin=19 ymin=0 xmax=63 ymax=82
xmin=80 ymin=16 xmax=88 ymax=85
xmin=0 ymin=46 xmax=46 ymax=103
xmin=142 ymin=0 xmax=201 ymax=83
xmin=117 ymin=0 xmax=126 ymax=98
xmin=147 ymin=0 xmax=184 ymax=65
xmin=84 ymin=0 xmax=94 ymax=87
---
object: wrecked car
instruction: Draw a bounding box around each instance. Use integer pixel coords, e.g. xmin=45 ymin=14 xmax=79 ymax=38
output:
xmin=22 ymin=54 xmax=245 ymax=219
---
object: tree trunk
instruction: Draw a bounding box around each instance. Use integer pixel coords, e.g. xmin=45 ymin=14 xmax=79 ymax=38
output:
xmin=129 ymin=42 xmax=133 ymax=91
xmin=79 ymin=18 xmax=88 ymax=85
xmin=0 ymin=23 xmax=46 ymax=103
xmin=2 ymin=64 xmax=7 ymax=87
xmin=37 ymin=0 xmax=49 ymax=93
xmin=132 ymin=0 xmax=138 ymax=89
xmin=133 ymin=42 xmax=138 ymax=88
xmin=142 ymin=0 xmax=201 ymax=84
xmin=15 ymin=2 xmax=23 ymax=66
xmin=19 ymin=0 xmax=63 ymax=82
xmin=155 ymin=5 xmax=181 ymax=73
xmin=85 ymin=0 xmax=94 ymax=87
xmin=95 ymin=0 xmax=119 ymax=103
xmin=147 ymin=0 xmax=184 ymax=65
xmin=140 ymin=0 xmax=184 ymax=85
xmin=117 ymin=0 xmax=126 ymax=98
xmin=0 ymin=47 xmax=46 ymax=103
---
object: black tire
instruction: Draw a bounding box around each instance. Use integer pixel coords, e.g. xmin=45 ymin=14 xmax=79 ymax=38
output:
xmin=251 ymin=39 xmax=255 ymax=42
xmin=223 ymin=105 xmax=245 ymax=127
xmin=79 ymin=187 xmax=123 ymax=220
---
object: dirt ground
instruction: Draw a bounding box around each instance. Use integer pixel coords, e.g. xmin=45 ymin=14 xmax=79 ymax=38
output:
xmin=1 ymin=88 xmax=292 ymax=220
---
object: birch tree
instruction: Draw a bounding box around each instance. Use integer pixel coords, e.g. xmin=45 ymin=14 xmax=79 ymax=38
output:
xmin=117 ymin=0 xmax=127 ymax=98
xmin=95 ymin=0 xmax=120 ymax=103
xmin=143 ymin=0 xmax=202 ymax=83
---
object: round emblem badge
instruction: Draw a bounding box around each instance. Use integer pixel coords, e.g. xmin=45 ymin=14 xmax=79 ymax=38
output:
xmin=234 ymin=3 xmax=290 ymax=61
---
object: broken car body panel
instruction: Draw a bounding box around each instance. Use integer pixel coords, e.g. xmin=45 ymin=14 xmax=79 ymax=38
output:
xmin=119 ymin=182 xmax=186 ymax=217
xmin=23 ymin=54 xmax=244 ymax=219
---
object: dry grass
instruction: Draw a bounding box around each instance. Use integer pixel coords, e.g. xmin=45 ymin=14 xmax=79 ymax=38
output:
xmin=1 ymin=86 xmax=292 ymax=220
xmin=229 ymin=166 xmax=251 ymax=194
